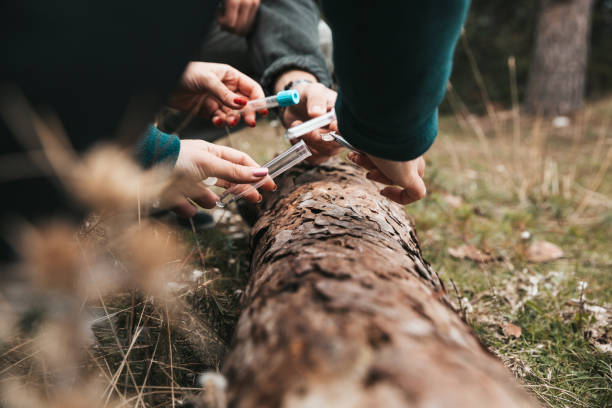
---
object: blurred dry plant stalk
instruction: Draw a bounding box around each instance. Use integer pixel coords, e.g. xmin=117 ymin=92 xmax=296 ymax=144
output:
xmin=0 ymin=93 xmax=227 ymax=408
xmin=443 ymin=49 xmax=611 ymax=226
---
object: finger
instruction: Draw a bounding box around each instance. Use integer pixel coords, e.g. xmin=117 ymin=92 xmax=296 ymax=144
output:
xmin=214 ymin=105 xmax=238 ymax=127
xmin=233 ymin=72 xmax=265 ymax=101
xmin=197 ymin=95 xmax=220 ymax=119
xmin=207 ymin=105 xmax=237 ymax=127
xmin=190 ymin=185 xmax=220 ymax=209
xmin=199 ymin=95 xmax=238 ymax=126
xmin=380 ymin=177 xmax=426 ymax=205
xmin=281 ymin=108 xmax=298 ymax=129
xmin=212 ymin=115 xmax=225 ymax=127
xmin=199 ymin=154 xmax=269 ymax=184
xmin=259 ymin=175 xmax=276 ymax=192
xmin=226 ymin=113 xmax=240 ymax=128
xmin=290 ymin=121 xmax=341 ymax=158
xmin=307 ymin=147 xmax=332 ymax=165
xmin=243 ymin=110 xmax=257 ymax=128
xmin=213 ymin=179 xmax=232 ymax=189
xmin=328 ymin=120 xmax=339 ymax=132
xmin=172 ymin=197 xmax=198 ymax=218
xmin=224 ymin=183 xmax=262 ymax=204
xmin=235 ymin=0 xmax=252 ymax=36
xmin=210 ymin=143 xmax=261 ymax=167
xmin=303 ymin=128 xmax=323 ymax=143
xmin=218 ymin=0 xmax=239 ymax=30
xmin=224 ymin=70 xmax=263 ymax=126
xmin=308 ymin=131 xmax=344 ymax=156
xmin=245 ymin=0 xmax=260 ymax=34
xmin=347 ymin=152 xmax=377 ymax=170
xmin=197 ymin=72 xmax=247 ymax=110
xmin=209 ymin=145 xmax=276 ymax=191
xmin=241 ymin=185 xmax=263 ymax=203
xmin=417 ymin=157 xmax=425 ymax=177
xmin=289 ymin=120 xmax=303 ymax=131
xmin=239 ymin=86 xmax=263 ymax=127
xmin=305 ymin=87 xmax=328 ymax=117
xmin=366 ymin=169 xmax=394 ymax=185
xmin=211 ymin=107 xmax=228 ymax=127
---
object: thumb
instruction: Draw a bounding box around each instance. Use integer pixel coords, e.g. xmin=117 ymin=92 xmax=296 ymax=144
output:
xmin=191 ymin=72 xmax=247 ymax=110
xmin=399 ymin=172 xmax=427 ymax=202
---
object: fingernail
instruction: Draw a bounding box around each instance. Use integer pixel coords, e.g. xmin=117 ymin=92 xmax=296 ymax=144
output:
xmin=256 ymin=195 xmax=263 ymax=203
xmin=261 ymin=109 xmax=269 ymax=116
xmin=231 ymin=118 xmax=238 ymax=127
xmin=213 ymin=117 xmax=222 ymax=126
xmin=234 ymin=97 xmax=248 ymax=106
xmin=272 ymin=184 xmax=278 ymax=192
xmin=249 ymin=121 xmax=256 ymax=128
xmin=252 ymin=168 xmax=268 ymax=177
xmin=347 ymin=152 xmax=356 ymax=161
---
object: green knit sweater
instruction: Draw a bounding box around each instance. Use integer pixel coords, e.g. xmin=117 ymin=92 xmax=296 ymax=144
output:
xmin=137 ymin=125 xmax=181 ymax=169
xmin=321 ymin=0 xmax=470 ymax=161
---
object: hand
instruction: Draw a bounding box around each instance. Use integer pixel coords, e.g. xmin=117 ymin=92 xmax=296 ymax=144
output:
xmin=161 ymin=139 xmax=275 ymax=217
xmin=279 ymin=80 xmax=342 ymax=164
xmin=168 ymin=62 xmax=266 ymax=128
xmin=218 ymin=0 xmax=261 ymax=37
xmin=348 ymin=152 xmax=426 ymax=205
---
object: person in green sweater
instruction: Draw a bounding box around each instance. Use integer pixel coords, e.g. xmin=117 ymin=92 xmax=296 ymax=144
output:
xmin=321 ymin=1 xmax=471 ymax=204
xmin=0 ymin=0 xmax=470 ymax=262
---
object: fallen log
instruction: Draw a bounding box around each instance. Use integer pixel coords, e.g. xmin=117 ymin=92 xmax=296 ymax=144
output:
xmin=223 ymin=158 xmax=536 ymax=407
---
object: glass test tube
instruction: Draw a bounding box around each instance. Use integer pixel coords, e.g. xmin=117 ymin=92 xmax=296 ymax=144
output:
xmin=216 ymin=140 xmax=312 ymax=208
xmin=239 ymin=90 xmax=300 ymax=113
xmin=285 ymin=109 xmax=336 ymax=140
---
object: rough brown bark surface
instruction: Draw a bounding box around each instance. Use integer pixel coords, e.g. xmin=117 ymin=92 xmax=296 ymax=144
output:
xmin=223 ymin=159 xmax=536 ymax=407
xmin=525 ymin=0 xmax=594 ymax=115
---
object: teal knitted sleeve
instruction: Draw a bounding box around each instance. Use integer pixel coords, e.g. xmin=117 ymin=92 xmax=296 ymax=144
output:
xmin=136 ymin=124 xmax=181 ymax=169
xmin=321 ymin=0 xmax=470 ymax=161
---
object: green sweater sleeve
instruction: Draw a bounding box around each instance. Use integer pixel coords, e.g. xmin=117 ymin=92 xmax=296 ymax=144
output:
xmin=321 ymin=1 xmax=470 ymax=161
xmin=136 ymin=125 xmax=181 ymax=169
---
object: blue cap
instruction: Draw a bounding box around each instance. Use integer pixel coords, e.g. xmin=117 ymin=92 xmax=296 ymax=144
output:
xmin=276 ymin=90 xmax=300 ymax=107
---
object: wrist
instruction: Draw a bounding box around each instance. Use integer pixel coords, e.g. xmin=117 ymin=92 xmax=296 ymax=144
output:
xmin=274 ymin=70 xmax=317 ymax=94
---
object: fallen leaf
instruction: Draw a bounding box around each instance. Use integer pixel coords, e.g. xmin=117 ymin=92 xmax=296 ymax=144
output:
xmin=526 ymin=240 xmax=564 ymax=263
xmin=592 ymin=342 xmax=612 ymax=354
xmin=501 ymin=322 xmax=522 ymax=338
xmin=448 ymin=244 xmax=497 ymax=263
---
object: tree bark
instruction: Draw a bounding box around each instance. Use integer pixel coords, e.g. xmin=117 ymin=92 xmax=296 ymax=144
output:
xmin=525 ymin=0 xmax=594 ymax=115
xmin=222 ymin=159 xmax=536 ymax=408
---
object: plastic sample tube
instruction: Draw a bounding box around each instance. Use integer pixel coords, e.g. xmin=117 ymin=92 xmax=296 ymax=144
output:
xmin=285 ymin=109 xmax=336 ymax=140
xmin=216 ymin=140 xmax=312 ymax=207
xmin=240 ymin=90 xmax=300 ymax=112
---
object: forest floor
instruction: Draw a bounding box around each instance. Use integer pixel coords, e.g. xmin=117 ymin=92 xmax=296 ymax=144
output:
xmin=1 ymin=98 xmax=610 ymax=408
xmin=203 ymin=97 xmax=612 ymax=407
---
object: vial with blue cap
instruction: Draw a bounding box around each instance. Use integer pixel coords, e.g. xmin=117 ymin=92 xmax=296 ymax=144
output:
xmin=239 ymin=90 xmax=300 ymax=112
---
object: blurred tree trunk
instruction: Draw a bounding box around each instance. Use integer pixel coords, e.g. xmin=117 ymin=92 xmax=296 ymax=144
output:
xmin=525 ymin=0 xmax=595 ymax=115
xmin=222 ymin=159 xmax=537 ymax=408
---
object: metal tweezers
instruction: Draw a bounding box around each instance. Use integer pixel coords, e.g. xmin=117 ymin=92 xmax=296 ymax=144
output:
xmin=322 ymin=131 xmax=360 ymax=152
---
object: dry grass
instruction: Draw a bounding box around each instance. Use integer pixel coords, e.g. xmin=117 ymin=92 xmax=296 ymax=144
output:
xmin=1 ymin=61 xmax=611 ymax=407
xmin=0 ymin=97 xmax=244 ymax=407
